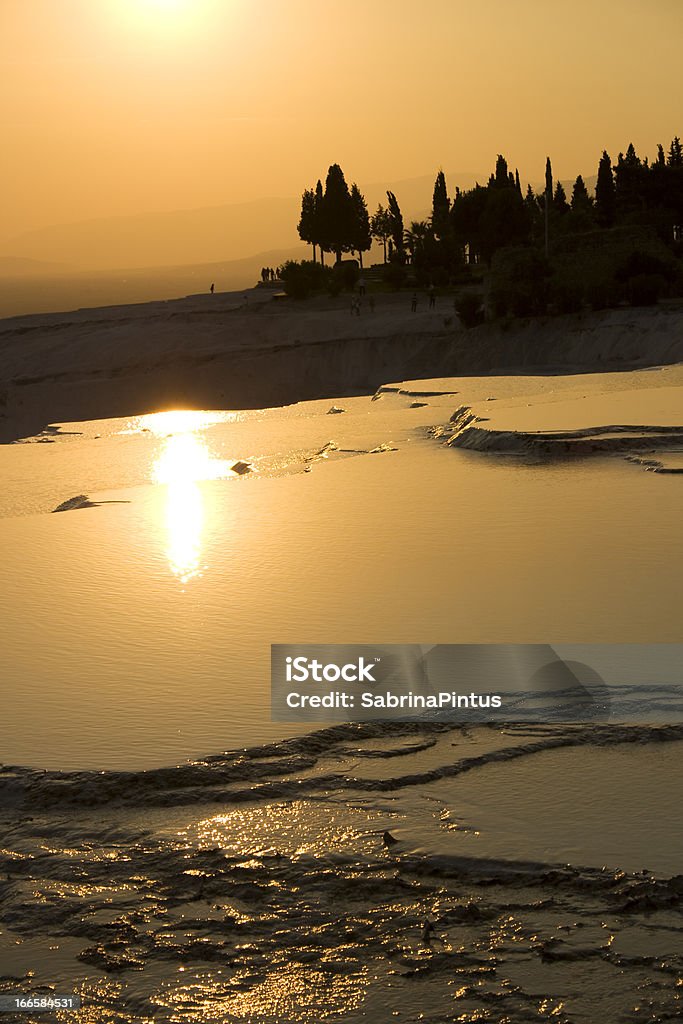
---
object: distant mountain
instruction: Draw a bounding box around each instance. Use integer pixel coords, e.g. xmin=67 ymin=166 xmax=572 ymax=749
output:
xmin=0 ymin=198 xmax=302 ymax=272
xmin=0 ymin=172 xmax=484 ymax=271
xmin=0 ymin=256 xmax=76 ymax=275
xmin=0 ymin=247 xmax=306 ymax=319
xmin=0 ymin=170 xmax=598 ymax=279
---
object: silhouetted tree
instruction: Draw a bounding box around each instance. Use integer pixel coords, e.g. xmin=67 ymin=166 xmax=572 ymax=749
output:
xmin=452 ymin=155 xmax=531 ymax=265
xmin=495 ymin=154 xmax=509 ymax=188
xmin=371 ymin=204 xmax=392 ymax=263
xmin=349 ymin=183 xmax=372 ymax=267
xmin=297 ymin=188 xmax=318 ymax=262
xmin=545 ymin=157 xmax=553 ymax=201
xmin=314 ymin=180 xmax=326 ymax=264
xmin=386 ymin=190 xmax=405 ymax=261
xmin=567 ymin=174 xmax=594 ymax=232
xmin=667 ymin=136 xmax=682 ymax=167
xmin=404 ymin=220 xmax=430 ymax=264
xmin=431 ymin=170 xmax=450 ymax=240
xmin=322 ymin=164 xmax=356 ymax=262
xmin=615 ymin=143 xmax=647 ymax=217
xmin=524 ymin=184 xmax=543 ymax=244
xmin=553 ymin=181 xmax=570 ymax=215
xmin=595 ymin=150 xmax=616 ymax=226
xmin=570 ymin=175 xmax=592 ymax=211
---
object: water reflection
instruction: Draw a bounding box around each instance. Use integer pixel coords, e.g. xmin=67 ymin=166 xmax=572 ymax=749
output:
xmin=125 ymin=409 xmax=234 ymax=436
xmin=163 ymin=475 xmax=205 ymax=583
xmin=146 ymin=412 xmax=237 ymax=583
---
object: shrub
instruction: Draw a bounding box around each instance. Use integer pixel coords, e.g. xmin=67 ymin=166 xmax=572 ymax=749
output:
xmin=333 ymin=260 xmax=360 ymax=292
xmin=278 ymin=260 xmax=331 ymax=299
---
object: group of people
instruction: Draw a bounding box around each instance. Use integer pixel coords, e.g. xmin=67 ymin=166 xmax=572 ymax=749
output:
xmin=260 ymin=266 xmax=278 ymax=283
xmin=349 ymin=279 xmax=440 ymax=316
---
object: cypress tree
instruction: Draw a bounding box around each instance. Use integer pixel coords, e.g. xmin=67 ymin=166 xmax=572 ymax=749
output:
xmin=595 ymin=150 xmax=616 ymax=226
xmin=615 ymin=143 xmax=646 ymax=216
xmin=545 ymin=157 xmax=553 ymax=200
xmin=322 ymin=164 xmax=355 ymax=263
xmin=386 ymin=190 xmax=405 ymax=261
xmin=543 ymin=158 xmax=553 ymax=257
xmin=431 ymin=170 xmax=450 ymax=240
xmin=570 ymin=175 xmax=592 ymax=211
xmin=495 ymin=154 xmax=509 ymax=188
xmin=667 ymin=136 xmax=682 ymax=167
xmin=314 ymin=180 xmax=326 ymax=265
xmin=553 ymin=181 xmax=569 ymax=214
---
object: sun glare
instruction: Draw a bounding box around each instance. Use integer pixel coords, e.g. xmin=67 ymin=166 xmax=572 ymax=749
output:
xmin=147 ymin=417 xmax=238 ymax=584
xmin=142 ymin=0 xmax=187 ymax=12
xmin=152 ymin=432 xmax=235 ymax=486
xmin=114 ymin=0 xmax=207 ymax=35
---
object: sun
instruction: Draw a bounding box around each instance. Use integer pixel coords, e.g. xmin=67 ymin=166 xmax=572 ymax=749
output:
xmin=144 ymin=0 xmax=186 ymax=10
xmin=110 ymin=0 xmax=222 ymax=39
xmin=139 ymin=0 xmax=191 ymax=16
xmin=124 ymin=0 xmax=193 ymax=26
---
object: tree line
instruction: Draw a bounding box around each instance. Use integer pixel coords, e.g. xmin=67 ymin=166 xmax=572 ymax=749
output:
xmin=291 ymin=139 xmax=682 ymax=313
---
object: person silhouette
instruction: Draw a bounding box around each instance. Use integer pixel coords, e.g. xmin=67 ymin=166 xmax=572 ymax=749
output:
xmin=210 ymin=283 xmax=215 ymax=294
xmin=411 ymin=293 xmax=418 ymax=312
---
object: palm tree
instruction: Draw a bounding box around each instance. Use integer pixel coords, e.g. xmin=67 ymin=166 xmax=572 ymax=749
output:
xmin=403 ymin=220 xmax=431 ymax=264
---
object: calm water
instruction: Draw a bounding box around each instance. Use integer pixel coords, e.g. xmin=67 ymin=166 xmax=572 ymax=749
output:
xmin=1 ymin=376 xmax=682 ymax=1024
xmin=0 ymin=376 xmax=681 ymax=769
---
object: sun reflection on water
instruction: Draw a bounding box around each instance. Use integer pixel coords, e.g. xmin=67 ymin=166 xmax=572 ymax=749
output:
xmin=126 ymin=409 xmax=234 ymax=437
xmin=144 ymin=411 xmax=238 ymax=583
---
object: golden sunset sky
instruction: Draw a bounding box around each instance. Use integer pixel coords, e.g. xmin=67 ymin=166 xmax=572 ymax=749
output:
xmin=2 ymin=0 xmax=681 ymax=242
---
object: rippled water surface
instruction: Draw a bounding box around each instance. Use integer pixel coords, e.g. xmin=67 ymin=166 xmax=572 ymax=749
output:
xmin=0 ymin=373 xmax=681 ymax=770
xmin=1 ymin=368 xmax=682 ymax=1022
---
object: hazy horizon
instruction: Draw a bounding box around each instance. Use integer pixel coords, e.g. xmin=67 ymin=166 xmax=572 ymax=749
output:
xmin=3 ymin=0 xmax=681 ymax=248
